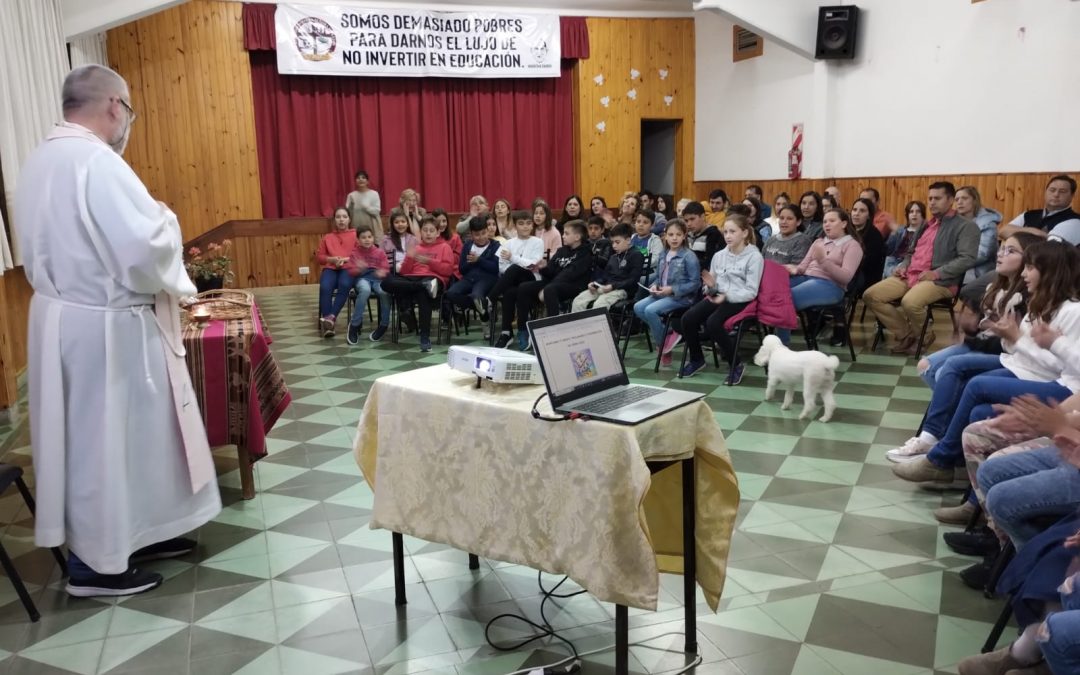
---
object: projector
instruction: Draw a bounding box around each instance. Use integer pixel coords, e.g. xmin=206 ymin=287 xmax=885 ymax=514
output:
xmin=447 ymin=345 xmax=544 ymax=384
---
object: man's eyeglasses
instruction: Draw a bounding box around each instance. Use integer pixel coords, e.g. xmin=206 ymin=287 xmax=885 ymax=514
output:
xmin=113 ymin=97 xmax=136 ymax=122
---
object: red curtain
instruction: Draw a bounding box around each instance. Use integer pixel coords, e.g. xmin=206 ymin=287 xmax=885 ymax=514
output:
xmin=244 ymin=4 xmax=587 ymax=218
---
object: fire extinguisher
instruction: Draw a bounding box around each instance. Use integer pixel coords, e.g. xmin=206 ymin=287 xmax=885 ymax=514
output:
xmin=788 ymin=123 xmax=803 ymax=180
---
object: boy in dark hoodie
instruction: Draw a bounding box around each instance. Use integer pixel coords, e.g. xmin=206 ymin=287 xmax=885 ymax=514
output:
xmin=683 ymin=201 xmax=723 ymax=268
xmin=570 ymin=223 xmax=644 ymax=312
xmin=445 ymin=216 xmax=501 ymax=319
xmin=503 ymin=219 xmax=593 ymax=350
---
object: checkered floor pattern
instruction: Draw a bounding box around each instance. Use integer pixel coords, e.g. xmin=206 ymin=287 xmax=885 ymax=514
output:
xmin=0 ymin=285 xmax=1011 ymax=674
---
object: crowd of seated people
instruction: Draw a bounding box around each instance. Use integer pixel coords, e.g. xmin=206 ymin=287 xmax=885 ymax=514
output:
xmin=317 ymin=171 xmax=1080 ymax=671
xmin=315 ymin=174 xmax=1080 ymax=383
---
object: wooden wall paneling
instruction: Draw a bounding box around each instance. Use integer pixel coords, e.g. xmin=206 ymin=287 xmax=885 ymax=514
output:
xmin=575 ymin=18 xmax=695 ymax=207
xmin=107 ymin=0 xmax=263 ymax=242
xmin=0 ymin=269 xmax=33 ymax=409
xmin=693 ymin=172 xmax=1072 ymax=224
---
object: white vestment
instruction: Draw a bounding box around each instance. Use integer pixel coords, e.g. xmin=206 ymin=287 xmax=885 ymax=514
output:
xmin=14 ymin=123 xmax=221 ymax=574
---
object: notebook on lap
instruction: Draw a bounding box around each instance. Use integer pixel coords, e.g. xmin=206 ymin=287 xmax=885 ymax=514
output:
xmin=526 ymin=308 xmax=704 ymax=425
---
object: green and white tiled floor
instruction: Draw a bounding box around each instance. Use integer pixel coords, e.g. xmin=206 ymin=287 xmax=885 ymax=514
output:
xmin=0 ymin=285 xmax=1011 ymax=674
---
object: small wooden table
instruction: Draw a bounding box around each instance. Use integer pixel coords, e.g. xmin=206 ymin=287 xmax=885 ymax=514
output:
xmin=182 ymin=304 xmax=291 ymax=499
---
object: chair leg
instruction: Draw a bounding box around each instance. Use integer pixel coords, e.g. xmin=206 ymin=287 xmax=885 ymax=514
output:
xmin=799 ymin=312 xmax=814 ymax=351
xmin=984 ymin=542 xmax=1016 ymax=599
xmin=15 ymin=478 xmax=67 ymax=576
xmin=871 ymin=321 xmax=883 ymax=351
xmin=0 ymin=541 xmax=40 ymax=622
xmin=727 ymin=323 xmax=746 ymax=384
xmin=913 ymin=311 xmax=934 ymax=360
xmin=653 ymin=314 xmax=673 ymax=373
xmin=982 ymin=598 xmax=1013 ymax=654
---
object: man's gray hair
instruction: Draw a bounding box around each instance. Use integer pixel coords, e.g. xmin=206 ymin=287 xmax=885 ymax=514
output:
xmin=62 ymin=64 xmax=127 ymax=115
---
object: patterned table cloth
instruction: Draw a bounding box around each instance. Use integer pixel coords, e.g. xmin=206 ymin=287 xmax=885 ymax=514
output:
xmin=183 ymin=304 xmax=291 ymax=496
xmin=354 ymin=364 xmax=739 ymax=611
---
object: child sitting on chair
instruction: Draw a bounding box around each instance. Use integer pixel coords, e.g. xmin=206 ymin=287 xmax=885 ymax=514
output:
xmin=446 ymin=216 xmax=501 ymax=320
xmin=490 ymin=211 xmax=545 ymax=348
xmin=510 ymin=219 xmax=594 ymax=350
xmin=571 ymin=223 xmax=643 ymax=312
xmin=633 ymin=219 xmax=701 ymax=367
xmin=344 ymin=224 xmax=391 ymax=345
xmin=381 ymin=215 xmax=456 ymax=353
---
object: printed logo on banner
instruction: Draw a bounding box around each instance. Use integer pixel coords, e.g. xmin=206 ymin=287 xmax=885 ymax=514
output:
xmin=530 ymin=40 xmax=549 ymax=65
xmin=294 ymin=16 xmax=337 ymax=61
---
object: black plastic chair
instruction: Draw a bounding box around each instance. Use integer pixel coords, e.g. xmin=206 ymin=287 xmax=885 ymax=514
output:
xmin=799 ymin=293 xmax=858 ymax=362
xmin=0 ymin=464 xmax=68 ymax=622
xmin=870 ymin=289 xmax=960 ymax=359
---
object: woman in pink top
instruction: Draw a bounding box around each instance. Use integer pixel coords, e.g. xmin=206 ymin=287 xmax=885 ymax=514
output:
xmin=775 ymin=208 xmax=864 ymax=343
xmin=316 ymin=207 xmax=359 ymax=337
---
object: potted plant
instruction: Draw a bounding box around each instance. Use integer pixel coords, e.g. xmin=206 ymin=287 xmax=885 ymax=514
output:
xmin=185 ymin=239 xmax=234 ymax=293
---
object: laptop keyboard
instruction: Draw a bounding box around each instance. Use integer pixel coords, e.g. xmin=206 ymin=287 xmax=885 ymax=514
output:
xmin=574 ymin=386 xmax=662 ymax=415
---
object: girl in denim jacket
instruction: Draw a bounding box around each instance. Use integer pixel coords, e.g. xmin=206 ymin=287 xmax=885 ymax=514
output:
xmin=633 ymin=219 xmax=701 ymax=364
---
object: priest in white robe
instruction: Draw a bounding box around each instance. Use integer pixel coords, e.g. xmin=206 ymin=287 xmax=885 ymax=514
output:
xmin=13 ymin=65 xmax=221 ymax=597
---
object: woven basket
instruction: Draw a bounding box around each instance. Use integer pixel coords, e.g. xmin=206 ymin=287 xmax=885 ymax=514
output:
xmin=188 ymin=289 xmax=254 ymax=322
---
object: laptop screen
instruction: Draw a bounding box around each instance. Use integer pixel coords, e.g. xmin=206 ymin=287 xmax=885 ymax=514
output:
xmin=528 ymin=309 xmax=627 ymax=403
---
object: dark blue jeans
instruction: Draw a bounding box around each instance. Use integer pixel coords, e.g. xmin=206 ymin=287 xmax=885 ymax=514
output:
xmin=446 ymin=275 xmax=496 ymax=310
xmin=319 ymin=268 xmax=353 ymax=319
xmin=920 ymin=353 xmax=1004 ymax=439
xmin=926 ymin=369 xmax=1073 ymax=468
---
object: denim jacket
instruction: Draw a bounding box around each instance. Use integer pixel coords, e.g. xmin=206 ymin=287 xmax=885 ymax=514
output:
xmin=647 ymin=248 xmax=701 ymax=301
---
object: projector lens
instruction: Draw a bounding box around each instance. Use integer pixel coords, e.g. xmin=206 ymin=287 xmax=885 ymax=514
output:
xmin=476 ymin=358 xmax=491 ymax=372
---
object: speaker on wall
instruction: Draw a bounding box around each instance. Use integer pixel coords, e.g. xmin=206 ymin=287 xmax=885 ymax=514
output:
xmin=815 ymin=5 xmax=859 ymax=59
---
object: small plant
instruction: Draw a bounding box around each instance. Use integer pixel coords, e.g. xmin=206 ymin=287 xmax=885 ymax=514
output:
xmin=185 ymin=239 xmax=234 ymax=282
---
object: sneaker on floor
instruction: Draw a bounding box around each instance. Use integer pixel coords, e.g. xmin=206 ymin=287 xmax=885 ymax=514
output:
xmin=892 ymin=455 xmax=955 ymax=484
xmin=319 ymin=316 xmax=335 ymax=338
xmin=369 ymin=324 xmax=388 ymax=342
xmin=131 ymin=537 xmax=197 ymax=563
xmin=419 ymin=336 xmax=432 ymax=352
xmin=661 ymin=331 xmax=682 ymax=355
xmin=483 ymin=325 xmax=492 ymax=341
xmin=679 ymin=359 xmax=706 ymax=379
xmin=660 ymin=353 xmax=673 ymax=367
xmin=944 ymin=527 xmax=1001 ymax=557
xmin=959 ymin=556 xmax=996 ymax=591
xmin=934 ymin=500 xmax=979 ymax=525
xmin=424 ymin=279 xmax=439 ymax=299
xmin=66 ymin=567 xmax=163 ymax=598
xmin=402 ymin=308 xmax=418 ymax=333
xmin=886 ymin=436 xmax=934 ymax=463
xmin=517 ymin=330 xmax=532 ymax=352
xmin=494 ymin=332 xmax=512 ymax=349
xmin=346 ymin=323 xmax=361 ymax=345
xmin=726 ymin=363 xmax=745 ymax=386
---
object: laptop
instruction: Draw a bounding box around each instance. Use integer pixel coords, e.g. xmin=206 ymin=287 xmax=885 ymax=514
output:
xmin=526 ymin=308 xmax=705 ymax=425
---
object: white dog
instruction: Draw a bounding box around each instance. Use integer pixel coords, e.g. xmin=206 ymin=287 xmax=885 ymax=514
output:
xmin=753 ymin=335 xmax=840 ymax=422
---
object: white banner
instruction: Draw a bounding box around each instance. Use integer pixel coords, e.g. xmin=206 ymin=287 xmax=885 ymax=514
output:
xmin=276 ymin=4 xmax=561 ymax=78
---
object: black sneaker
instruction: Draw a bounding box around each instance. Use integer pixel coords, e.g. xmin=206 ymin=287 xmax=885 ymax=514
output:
xmin=419 ymin=336 xmax=432 ymax=352
xmin=727 ymin=363 xmax=745 ymax=386
xmin=346 ymin=324 xmax=361 ymax=345
xmin=131 ymin=537 xmax=197 ymax=562
xmin=369 ymin=325 xmax=388 ymax=341
xmin=960 ymin=557 xmax=995 ymax=591
xmin=494 ymin=332 xmax=512 ymax=349
xmin=944 ymin=528 xmax=1000 ymax=557
xmin=66 ymin=567 xmax=163 ymax=598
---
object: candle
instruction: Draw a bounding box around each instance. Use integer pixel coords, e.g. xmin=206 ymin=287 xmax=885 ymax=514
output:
xmin=191 ymin=304 xmax=211 ymax=324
